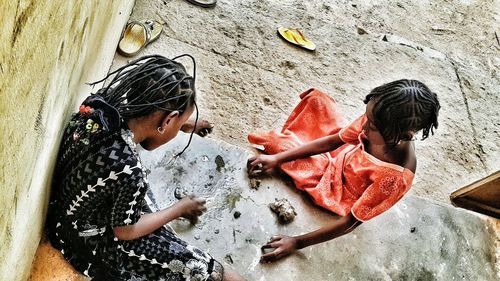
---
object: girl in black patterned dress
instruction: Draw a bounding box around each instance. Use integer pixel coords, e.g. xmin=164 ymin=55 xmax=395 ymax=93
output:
xmin=47 ymin=55 xmax=245 ymax=281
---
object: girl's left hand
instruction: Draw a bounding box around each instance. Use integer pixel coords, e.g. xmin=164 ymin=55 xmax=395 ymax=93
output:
xmin=260 ymin=235 xmax=298 ymax=263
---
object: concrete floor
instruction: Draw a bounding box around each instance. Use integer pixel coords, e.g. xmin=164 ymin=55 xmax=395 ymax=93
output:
xmin=140 ymin=134 xmax=498 ymax=281
xmin=29 ymin=135 xmax=499 ymax=280
xmin=30 ymin=0 xmax=499 ymax=280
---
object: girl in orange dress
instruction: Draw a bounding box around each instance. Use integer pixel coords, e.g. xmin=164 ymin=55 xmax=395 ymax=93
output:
xmin=248 ymin=79 xmax=441 ymax=262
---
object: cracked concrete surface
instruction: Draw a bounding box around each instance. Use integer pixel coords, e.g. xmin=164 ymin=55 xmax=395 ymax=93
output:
xmin=139 ymin=134 xmax=498 ymax=280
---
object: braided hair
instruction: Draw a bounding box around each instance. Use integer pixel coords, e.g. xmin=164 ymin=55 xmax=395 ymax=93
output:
xmin=88 ymin=54 xmax=199 ymax=157
xmin=364 ymin=79 xmax=440 ymax=147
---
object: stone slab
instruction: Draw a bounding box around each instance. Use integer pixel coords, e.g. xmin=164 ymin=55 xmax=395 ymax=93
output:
xmin=139 ymin=134 xmax=498 ymax=280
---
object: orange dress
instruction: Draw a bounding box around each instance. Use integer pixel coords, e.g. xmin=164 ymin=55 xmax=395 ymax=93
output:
xmin=248 ymin=88 xmax=414 ymax=222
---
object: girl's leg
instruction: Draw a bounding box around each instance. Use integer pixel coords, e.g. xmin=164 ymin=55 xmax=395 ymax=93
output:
xmin=112 ymin=227 xmax=225 ymax=280
xmin=248 ymin=89 xmax=343 ymax=191
xmin=249 ymin=88 xmax=345 ymax=155
xmin=281 ymin=88 xmax=345 ymax=141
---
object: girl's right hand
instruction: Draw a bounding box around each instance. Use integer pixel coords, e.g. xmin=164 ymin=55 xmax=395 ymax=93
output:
xmin=260 ymin=235 xmax=298 ymax=263
xmin=248 ymin=154 xmax=281 ymax=174
xmin=175 ymin=195 xmax=207 ymax=224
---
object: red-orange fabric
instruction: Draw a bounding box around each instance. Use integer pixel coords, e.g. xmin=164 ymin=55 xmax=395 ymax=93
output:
xmin=248 ymin=88 xmax=414 ymax=221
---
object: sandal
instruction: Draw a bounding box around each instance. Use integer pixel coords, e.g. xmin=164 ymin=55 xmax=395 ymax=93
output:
xmin=118 ymin=20 xmax=162 ymax=57
xmin=185 ymin=0 xmax=217 ymax=8
xmin=277 ymin=27 xmax=316 ymax=51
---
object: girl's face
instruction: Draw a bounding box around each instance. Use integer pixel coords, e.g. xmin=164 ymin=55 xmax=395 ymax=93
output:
xmin=362 ymin=99 xmax=386 ymax=146
xmin=363 ymin=99 xmax=417 ymax=147
xmin=141 ymin=104 xmax=194 ymax=150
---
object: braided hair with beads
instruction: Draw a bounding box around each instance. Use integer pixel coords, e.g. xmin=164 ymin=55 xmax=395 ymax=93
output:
xmin=87 ymin=54 xmax=199 ymax=157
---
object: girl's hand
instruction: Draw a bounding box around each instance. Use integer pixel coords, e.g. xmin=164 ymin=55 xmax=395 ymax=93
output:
xmin=181 ymin=119 xmax=214 ymax=137
xmin=248 ymin=154 xmax=280 ymax=174
xmin=175 ymin=195 xmax=207 ymax=224
xmin=260 ymin=235 xmax=298 ymax=263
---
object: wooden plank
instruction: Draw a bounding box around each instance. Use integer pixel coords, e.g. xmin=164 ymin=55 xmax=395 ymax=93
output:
xmin=450 ymin=170 xmax=500 ymax=218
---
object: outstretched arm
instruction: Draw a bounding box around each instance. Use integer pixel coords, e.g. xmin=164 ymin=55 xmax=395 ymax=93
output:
xmin=296 ymin=213 xmax=360 ymax=248
xmin=249 ymin=133 xmax=345 ymax=172
xmin=113 ymin=195 xmax=206 ymax=240
xmin=261 ymin=214 xmax=361 ymax=263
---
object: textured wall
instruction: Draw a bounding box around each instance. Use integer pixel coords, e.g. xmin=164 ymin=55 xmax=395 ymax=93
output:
xmin=0 ymin=1 xmax=134 ymax=280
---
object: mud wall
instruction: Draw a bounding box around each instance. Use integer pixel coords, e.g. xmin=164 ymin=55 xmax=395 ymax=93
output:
xmin=0 ymin=1 xmax=134 ymax=280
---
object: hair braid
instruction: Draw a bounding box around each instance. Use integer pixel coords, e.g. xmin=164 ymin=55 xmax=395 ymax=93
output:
xmin=364 ymin=79 xmax=441 ymax=146
xmin=88 ymin=54 xmax=199 ymax=157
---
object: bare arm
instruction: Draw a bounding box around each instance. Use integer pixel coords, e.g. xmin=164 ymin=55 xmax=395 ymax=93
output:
xmin=275 ymin=133 xmax=344 ymax=163
xmin=261 ymin=214 xmax=361 ymax=262
xmin=295 ymin=213 xmax=360 ymax=249
xmin=114 ymin=196 xmax=206 ymax=240
xmin=249 ymin=133 xmax=345 ymax=171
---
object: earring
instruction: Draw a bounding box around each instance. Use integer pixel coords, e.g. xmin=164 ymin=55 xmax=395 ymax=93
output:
xmin=157 ymin=126 xmax=165 ymax=135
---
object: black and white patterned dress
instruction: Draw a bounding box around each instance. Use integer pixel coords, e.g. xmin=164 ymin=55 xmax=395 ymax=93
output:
xmin=47 ymin=101 xmax=223 ymax=281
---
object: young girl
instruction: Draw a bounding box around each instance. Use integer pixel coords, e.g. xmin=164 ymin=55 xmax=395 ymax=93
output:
xmin=248 ymin=80 xmax=440 ymax=263
xmin=47 ymin=55 xmax=244 ymax=281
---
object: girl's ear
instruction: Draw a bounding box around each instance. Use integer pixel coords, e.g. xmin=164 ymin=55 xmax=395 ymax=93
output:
xmin=163 ymin=111 xmax=180 ymax=126
xmin=403 ymin=131 xmax=416 ymax=141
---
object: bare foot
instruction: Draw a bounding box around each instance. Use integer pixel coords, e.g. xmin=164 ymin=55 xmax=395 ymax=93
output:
xmin=181 ymin=118 xmax=214 ymax=137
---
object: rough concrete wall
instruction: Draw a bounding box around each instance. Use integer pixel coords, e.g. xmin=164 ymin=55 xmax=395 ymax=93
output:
xmin=0 ymin=1 xmax=134 ymax=280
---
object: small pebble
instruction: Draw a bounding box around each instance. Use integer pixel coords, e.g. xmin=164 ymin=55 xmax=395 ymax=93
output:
xmin=233 ymin=211 xmax=241 ymax=219
xmin=224 ymin=254 xmax=234 ymax=264
xmin=247 ymin=159 xmax=263 ymax=190
xmin=269 ymin=198 xmax=297 ymax=224
xmin=174 ymin=187 xmax=186 ymax=200
xmin=410 ymin=227 xmax=416 ymax=233
xmin=194 ymin=234 xmax=200 ymax=240
xmin=214 ymin=229 xmax=220 ymax=234
xmin=357 ymin=27 xmax=368 ymax=35
xmin=250 ymin=178 xmax=261 ymax=189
